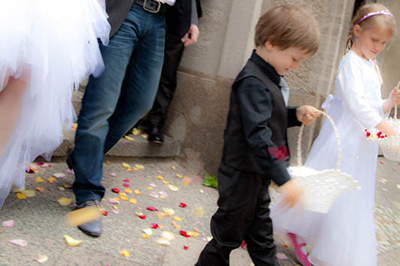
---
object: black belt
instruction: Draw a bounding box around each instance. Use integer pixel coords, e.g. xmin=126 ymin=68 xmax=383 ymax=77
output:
xmin=135 ymin=0 xmax=166 ymax=15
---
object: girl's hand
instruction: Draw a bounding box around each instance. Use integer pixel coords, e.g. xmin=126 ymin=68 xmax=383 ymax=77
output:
xmin=390 ymin=87 xmax=400 ymax=105
xmin=376 ymin=120 xmax=396 ymax=137
xmin=296 ymin=105 xmax=321 ymax=125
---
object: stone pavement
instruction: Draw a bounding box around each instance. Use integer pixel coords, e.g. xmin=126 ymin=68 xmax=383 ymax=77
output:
xmin=0 ymin=156 xmax=399 ymax=266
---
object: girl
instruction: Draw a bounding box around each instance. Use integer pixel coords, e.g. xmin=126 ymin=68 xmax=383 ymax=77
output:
xmin=0 ymin=0 xmax=110 ymax=208
xmin=271 ymin=3 xmax=400 ymax=266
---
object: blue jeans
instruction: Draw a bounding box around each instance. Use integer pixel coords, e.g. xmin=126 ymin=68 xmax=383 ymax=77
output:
xmin=72 ymin=4 xmax=166 ymax=205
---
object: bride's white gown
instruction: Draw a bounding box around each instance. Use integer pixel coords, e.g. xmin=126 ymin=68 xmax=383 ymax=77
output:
xmin=271 ymin=50 xmax=387 ymax=266
xmin=0 ymin=0 xmax=110 ymax=208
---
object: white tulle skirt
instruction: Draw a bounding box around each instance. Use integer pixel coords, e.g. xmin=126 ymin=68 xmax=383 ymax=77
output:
xmin=271 ymin=97 xmax=379 ymax=266
xmin=0 ymin=0 xmax=110 ymax=207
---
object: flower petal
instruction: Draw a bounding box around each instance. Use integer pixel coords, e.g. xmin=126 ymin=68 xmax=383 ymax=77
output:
xmin=58 ymin=197 xmax=72 ymax=206
xmin=2 ymin=220 xmax=15 ymax=227
xmin=179 ymin=203 xmax=187 ymax=208
xmin=111 ymin=188 xmax=120 ymax=193
xmin=36 ymin=177 xmax=45 ymax=183
xmin=9 ymin=239 xmax=27 ymax=247
xmin=147 ymin=207 xmax=158 ymax=211
xmin=120 ymin=249 xmax=130 ymax=257
xmin=36 ymin=255 xmax=49 ymax=263
xmin=64 ymin=235 xmax=83 ymax=247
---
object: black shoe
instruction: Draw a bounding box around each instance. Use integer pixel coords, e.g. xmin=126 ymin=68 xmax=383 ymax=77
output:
xmin=146 ymin=126 xmax=164 ymax=144
xmin=66 ymin=155 xmax=74 ymax=170
xmin=76 ymin=201 xmax=103 ymax=237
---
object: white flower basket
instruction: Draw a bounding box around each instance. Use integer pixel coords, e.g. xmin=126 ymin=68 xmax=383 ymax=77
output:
xmin=379 ymin=102 xmax=400 ymax=161
xmin=289 ymin=111 xmax=359 ymax=213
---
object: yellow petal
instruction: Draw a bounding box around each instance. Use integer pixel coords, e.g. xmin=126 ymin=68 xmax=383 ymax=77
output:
xmin=120 ymin=195 xmax=128 ymax=201
xmin=186 ymin=231 xmax=199 ymax=237
xmin=129 ymin=198 xmax=137 ymax=204
xmin=16 ymin=193 xmax=27 ymax=199
xmin=65 ymin=206 xmax=103 ymax=227
xmin=157 ymin=175 xmax=164 ymax=180
xmin=132 ymin=128 xmax=141 ymax=135
xmin=58 ymin=197 xmax=72 ymax=206
xmin=47 ymin=177 xmax=57 ymax=184
xmin=142 ymin=228 xmax=153 ymax=236
xmin=160 ymin=231 xmax=175 ymax=241
xmin=142 ymin=233 xmax=150 ymax=239
xmin=182 ymin=177 xmax=191 ymax=186
xmin=172 ymin=221 xmax=181 ymax=230
xmin=176 ymin=174 xmax=183 ymax=178
xmin=156 ymin=212 xmax=164 ymax=219
xmin=125 ymin=189 xmax=133 ymax=194
xmin=156 ymin=238 xmax=170 ymax=246
xmin=62 ymin=183 xmax=72 ymax=189
xmin=21 ymin=190 xmax=36 ymax=197
xmin=36 ymin=187 xmax=45 ymax=192
xmin=147 ymin=186 xmax=154 ymax=190
xmin=120 ymin=249 xmax=130 ymax=257
xmin=167 ymin=185 xmax=179 ymax=191
xmin=162 ymin=208 xmax=175 ymax=216
xmin=122 ymin=162 xmax=131 ymax=169
xmin=135 ymin=164 xmax=145 ymax=170
xmin=171 ymin=166 xmax=176 ymax=170
xmin=173 ymin=216 xmax=182 ymax=222
xmin=163 ymin=180 xmax=170 ymax=185
xmin=124 ymin=135 xmax=135 ymax=141
xmin=64 ymin=235 xmax=83 ymax=247
xmin=134 ymin=189 xmax=142 ymax=195
xmin=36 ymin=177 xmax=45 ymax=183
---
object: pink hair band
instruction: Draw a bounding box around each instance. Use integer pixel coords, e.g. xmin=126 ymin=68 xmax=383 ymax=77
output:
xmin=357 ymin=10 xmax=395 ymax=25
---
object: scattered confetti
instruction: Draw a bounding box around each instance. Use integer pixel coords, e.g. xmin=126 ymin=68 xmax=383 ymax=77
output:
xmin=120 ymin=249 xmax=130 ymax=257
xmin=36 ymin=255 xmax=49 ymax=263
xmin=2 ymin=220 xmax=14 ymax=227
xmin=58 ymin=197 xmax=72 ymax=206
xmin=64 ymin=235 xmax=83 ymax=247
xmin=9 ymin=239 xmax=27 ymax=247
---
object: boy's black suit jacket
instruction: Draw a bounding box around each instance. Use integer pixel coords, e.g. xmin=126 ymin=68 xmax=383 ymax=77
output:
xmin=106 ymin=0 xmax=194 ymax=38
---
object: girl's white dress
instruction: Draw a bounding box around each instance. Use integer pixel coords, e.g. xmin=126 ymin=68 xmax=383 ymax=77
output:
xmin=271 ymin=50 xmax=386 ymax=266
xmin=0 ymin=0 xmax=110 ymax=207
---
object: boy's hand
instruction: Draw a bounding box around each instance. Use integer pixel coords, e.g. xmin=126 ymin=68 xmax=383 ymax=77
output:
xmin=181 ymin=24 xmax=200 ymax=47
xmin=297 ymin=105 xmax=320 ymax=125
xmin=278 ymin=180 xmax=304 ymax=210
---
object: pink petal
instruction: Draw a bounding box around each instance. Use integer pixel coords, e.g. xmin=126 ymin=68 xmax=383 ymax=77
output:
xmin=123 ymin=179 xmax=130 ymax=182
xmin=2 ymin=220 xmax=15 ymax=227
xmin=275 ymin=253 xmax=288 ymax=260
xmin=123 ymin=183 xmax=129 ymax=187
xmin=65 ymin=169 xmax=75 ymax=175
xmin=9 ymin=239 xmax=27 ymax=247
xmin=111 ymin=188 xmax=120 ymax=193
xmin=109 ymin=173 xmax=117 ymax=177
xmin=147 ymin=207 xmax=158 ymax=211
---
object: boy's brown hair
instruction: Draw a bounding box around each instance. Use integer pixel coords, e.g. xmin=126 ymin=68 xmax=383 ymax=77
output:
xmin=254 ymin=5 xmax=320 ymax=55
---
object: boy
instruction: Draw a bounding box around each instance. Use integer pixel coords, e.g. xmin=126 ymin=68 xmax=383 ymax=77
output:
xmin=195 ymin=5 xmax=320 ymax=266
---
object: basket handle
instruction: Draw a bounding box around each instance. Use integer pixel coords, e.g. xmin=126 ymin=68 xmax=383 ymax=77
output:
xmin=297 ymin=110 xmax=341 ymax=171
xmin=394 ymin=81 xmax=400 ymax=120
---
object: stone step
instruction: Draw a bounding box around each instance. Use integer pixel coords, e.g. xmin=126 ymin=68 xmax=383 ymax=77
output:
xmin=52 ymin=90 xmax=180 ymax=158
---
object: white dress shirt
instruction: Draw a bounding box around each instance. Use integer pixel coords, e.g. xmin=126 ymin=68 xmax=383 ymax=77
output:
xmin=157 ymin=0 xmax=176 ymax=6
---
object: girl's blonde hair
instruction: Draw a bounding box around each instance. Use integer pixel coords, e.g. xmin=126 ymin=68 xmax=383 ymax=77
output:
xmin=254 ymin=5 xmax=320 ymax=56
xmin=345 ymin=3 xmax=397 ymax=53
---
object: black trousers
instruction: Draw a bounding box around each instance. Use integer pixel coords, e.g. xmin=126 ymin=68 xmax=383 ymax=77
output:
xmin=147 ymin=29 xmax=185 ymax=127
xmin=195 ymin=163 xmax=281 ymax=266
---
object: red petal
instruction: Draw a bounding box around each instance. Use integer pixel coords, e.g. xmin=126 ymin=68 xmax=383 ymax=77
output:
xmin=151 ymin=223 xmax=159 ymax=229
xmin=123 ymin=183 xmax=129 ymax=187
xmin=138 ymin=215 xmax=147 ymax=219
xmin=146 ymin=207 xmax=158 ymax=211
xmin=123 ymin=179 xmax=130 ymax=182
xmin=103 ymin=211 xmax=109 ymax=216
xmin=111 ymin=188 xmax=120 ymax=193
xmin=179 ymin=231 xmax=190 ymax=238
xmin=179 ymin=203 xmax=187 ymax=208
xmin=183 ymin=245 xmax=189 ymax=250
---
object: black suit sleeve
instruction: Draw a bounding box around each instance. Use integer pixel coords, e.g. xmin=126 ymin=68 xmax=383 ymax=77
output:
xmin=236 ymin=77 xmax=292 ymax=186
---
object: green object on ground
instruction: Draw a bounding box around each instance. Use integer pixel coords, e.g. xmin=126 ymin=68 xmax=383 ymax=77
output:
xmin=202 ymin=173 xmax=218 ymax=189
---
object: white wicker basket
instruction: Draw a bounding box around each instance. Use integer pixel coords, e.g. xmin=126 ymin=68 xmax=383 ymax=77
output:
xmin=379 ymin=91 xmax=400 ymax=161
xmin=289 ymin=111 xmax=359 ymax=213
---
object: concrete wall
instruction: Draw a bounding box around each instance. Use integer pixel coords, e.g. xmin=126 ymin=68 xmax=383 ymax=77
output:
xmin=164 ymin=0 xmax=399 ymax=175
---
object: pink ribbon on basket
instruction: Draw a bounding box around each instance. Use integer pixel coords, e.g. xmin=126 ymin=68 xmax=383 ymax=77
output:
xmin=268 ymin=146 xmax=289 ymax=161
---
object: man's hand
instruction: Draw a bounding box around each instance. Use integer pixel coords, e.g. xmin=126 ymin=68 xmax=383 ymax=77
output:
xmin=278 ymin=180 xmax=304 ymax=210
xmin=181 ymin=24 xmax=200 ymax=47
xmin=296 ymin=105 xmax=320 ymax=125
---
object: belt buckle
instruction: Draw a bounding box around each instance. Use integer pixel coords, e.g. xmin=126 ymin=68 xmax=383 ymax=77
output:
xmin=143 ymin=0 xmax=161 ymax=14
